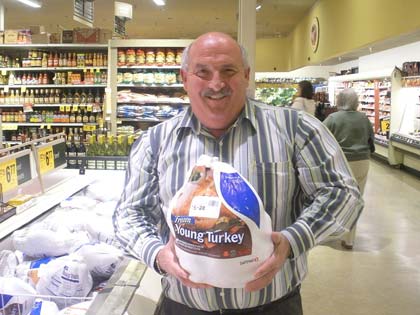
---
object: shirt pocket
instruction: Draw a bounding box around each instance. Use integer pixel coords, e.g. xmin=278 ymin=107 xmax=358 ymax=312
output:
xmin=248 ymin=161 xmax=295 ymax=218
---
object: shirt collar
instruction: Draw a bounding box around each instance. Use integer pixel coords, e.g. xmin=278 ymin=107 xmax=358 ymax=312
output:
xmin=175 ymin=98 xmax=257 ymax=136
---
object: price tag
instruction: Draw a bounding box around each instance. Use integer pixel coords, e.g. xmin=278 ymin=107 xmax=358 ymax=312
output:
xmin=38 ymin=146 xmax=55 ymax=174
xmin=83 ymin=124 xmax=96 ymax=132
xmin=65 ymin=105 xmax=72 ymax=112
xmin=87 ymin=105 xmax=92 ymax=112
xmin=0 ymin=159 xmax=18 ymax=193
xmin=2 ymin=124 xmax=18 ymax=131
xmin=59 ymin=105 xmax=65 ymax=112
xmin=4 ymin=86 xmax=9 ymax=92
xmin=381 ymin=120 xmax=390 ymax=133
xmin=21 ymin=86 xmax=26 ymax=93
xmin=1 ymin=70 xmax=7 ymax=75
xmin=73 ymin=105 xmax=78 ymax=112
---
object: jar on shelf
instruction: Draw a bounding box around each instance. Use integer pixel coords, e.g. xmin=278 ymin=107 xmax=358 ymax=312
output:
xmin=146 ymin=49 xmax=155 ymax=66
xmin=136 ymin=49 xmax=145 ymax=65
xmin=156 ymin=49 xmax=165 ymax=66
xmin=126 ymin=48 xmax=136 ymax=66
xmin=175 ymin=49 xmax=183 ymax=65
xmin=118 ymin=49 xmax=126 ymax=67
xmin=165 ymin=49 xmax=176 ymax=66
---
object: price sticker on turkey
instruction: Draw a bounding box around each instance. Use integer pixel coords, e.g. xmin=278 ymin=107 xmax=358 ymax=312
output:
xmin=0 ymin=159 xmax=18 ymax=192
xmin=38 ymin=146 xmax=55 ymax=174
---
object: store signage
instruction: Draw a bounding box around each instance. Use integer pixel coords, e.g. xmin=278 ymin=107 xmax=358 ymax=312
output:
xmin=0 ymin=151 xmax=32 ymax=193
xmin=37 ymin=140 xmax=67 ymax=175
xmin=114 ymin=2 xmax=132 ymax=37
xmin=310 ymin=17 xmax=320 ymax=53
xmin=73 ymin=0 xmax=94 ymax=28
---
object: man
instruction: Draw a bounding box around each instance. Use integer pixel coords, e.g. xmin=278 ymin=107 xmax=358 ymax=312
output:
xmin=113 ymin=32 xmax=363 ymax=314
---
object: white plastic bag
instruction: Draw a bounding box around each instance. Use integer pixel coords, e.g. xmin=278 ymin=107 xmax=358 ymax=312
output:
xmin=0 ymin=277 xmax=36 ymax=315
xmin=167 ymin=155 xmax=273 ymax=288
xmin=29 ymin=299 xmax=59 ymax=315
xmin=0 ymin=250 xmax=20 ymax=277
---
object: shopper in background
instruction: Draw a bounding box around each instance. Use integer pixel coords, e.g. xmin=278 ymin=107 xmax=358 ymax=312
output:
xmin=324 ymin=88 xmax=375 ymax=249
xmin=290 ymin=80 xmax=316 ymax=115
xmin=113 ymin=32 xmax=363 ymax=315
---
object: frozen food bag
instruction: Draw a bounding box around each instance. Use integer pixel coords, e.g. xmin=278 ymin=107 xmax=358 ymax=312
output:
xmin=15 ymin=256 xmax=56 ymax=287
xmin=73 ymin=242 xmax=124 ymax=280
xmin=36 ymin=255 xmax=93 ymax=309
xmin=30 ymin=299 xmax=59 ymax=315
xmin=0 ymin=250 xmax=20 ymax=277
xmin=0 ymin=277 xmax=36 ymax=315
xmin=167 ymin=155 xmax=273 ymax=288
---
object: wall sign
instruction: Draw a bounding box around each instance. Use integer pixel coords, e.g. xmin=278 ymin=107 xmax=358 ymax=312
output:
xmin=310 ymin=17 xmax=320 ymax=53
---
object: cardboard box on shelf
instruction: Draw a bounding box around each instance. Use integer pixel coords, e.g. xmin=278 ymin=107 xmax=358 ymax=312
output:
xmin=62 ymin=30 xmax=74 ymax=43
xmin=73 ymin=28 xmax=100 ymax=43
xmin=31 ymin=33 xmax=49 ymax=44
xmin=100 ymin=29 xmax=112 ymax=44
xmin=49 ymin=32 xmax=61 ymax=44
xmin=4 ymin=29 xmax=31 ymax=44
xmin=29 ymin=25 xmax=45 ymax=35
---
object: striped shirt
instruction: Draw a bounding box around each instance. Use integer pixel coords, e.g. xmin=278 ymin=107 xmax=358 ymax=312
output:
xmin=113 ymin=98 xmax=363 ymax=311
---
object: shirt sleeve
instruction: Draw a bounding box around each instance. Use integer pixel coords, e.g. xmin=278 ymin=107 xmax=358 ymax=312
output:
xmin=282 ymin=113 xmax=364 ymax=257
xmin=112 ymin=132 xmax=165 ymax=270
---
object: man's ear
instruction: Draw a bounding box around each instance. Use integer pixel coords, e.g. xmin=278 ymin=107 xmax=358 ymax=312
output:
xmin=181 ymin=69 xmax=188 ymax=90
xmin=244 ymin=67 xmax=250 ymax=81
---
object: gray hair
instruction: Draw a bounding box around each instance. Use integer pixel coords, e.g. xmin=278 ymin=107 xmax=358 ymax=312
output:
xmin=181 ymin=41 xmax=250 ymax=71
xmin=336 ymin=88 xmax=359 ymax=111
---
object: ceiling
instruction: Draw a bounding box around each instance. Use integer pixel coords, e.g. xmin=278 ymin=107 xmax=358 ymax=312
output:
xmin=1 ymin=0 xmax=418 ymax=67
xmin=1 ymin=0 xmax=317 ymax=39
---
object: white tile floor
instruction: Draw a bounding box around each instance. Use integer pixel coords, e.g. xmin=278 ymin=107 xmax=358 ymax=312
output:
xmin=301 ymin=159 xmax=420 ymax=315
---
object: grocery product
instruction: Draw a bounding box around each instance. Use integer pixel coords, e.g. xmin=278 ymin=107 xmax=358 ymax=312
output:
xmin=167 ymin=155 xmax=273 ymax=288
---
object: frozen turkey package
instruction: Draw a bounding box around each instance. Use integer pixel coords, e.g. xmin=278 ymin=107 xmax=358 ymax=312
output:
xmin=166 ymin=155 xmax=273 ymax=288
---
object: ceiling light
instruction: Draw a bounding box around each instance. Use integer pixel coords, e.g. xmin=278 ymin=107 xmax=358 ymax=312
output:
xmin=256 ymin=4 xmax=262 ymax=11
xmin=153 ymin=0 xmax=165 ymax=6
xmin=16 ymin=0 xmax=42 ymax=8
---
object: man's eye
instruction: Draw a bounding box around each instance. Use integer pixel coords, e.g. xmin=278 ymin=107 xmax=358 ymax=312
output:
xmin=222 ymin=69 xmax=237 ymax=77
xmin=195 ymin=69 xmax=210 ymax=79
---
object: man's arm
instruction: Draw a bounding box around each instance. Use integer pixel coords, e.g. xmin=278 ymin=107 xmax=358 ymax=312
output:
xmin=112 ymin=132 xmax=165 ymax=270
xmin=282 ymin=113 xmax=364 ymax=258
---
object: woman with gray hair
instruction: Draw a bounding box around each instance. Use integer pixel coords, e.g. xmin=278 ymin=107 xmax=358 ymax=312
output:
xmin=323 ymin=88 xmax=375 ymax=249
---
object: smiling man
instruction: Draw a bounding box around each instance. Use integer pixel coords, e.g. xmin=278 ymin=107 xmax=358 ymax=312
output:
xmin=113 ymin=32 xmax=364 ymax=315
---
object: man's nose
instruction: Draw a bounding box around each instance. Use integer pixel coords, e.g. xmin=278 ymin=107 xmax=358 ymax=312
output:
xmin=208 ymin=72 xmax=226 ymax=91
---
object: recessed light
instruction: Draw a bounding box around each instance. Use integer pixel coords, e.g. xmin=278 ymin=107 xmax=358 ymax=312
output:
xmin=16 ymin=0 xmax=42 ymax=8
xmin=153 ymin=0 xmax=165 ymax=6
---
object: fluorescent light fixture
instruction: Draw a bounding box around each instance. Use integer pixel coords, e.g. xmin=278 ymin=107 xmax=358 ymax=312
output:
xmin=16 ymin=0 xmax=42 ymax=8
xmin=153 ymin=0 xmax=165 ymax=6
xmin=256 ymin=4 xmax=262 ymax=11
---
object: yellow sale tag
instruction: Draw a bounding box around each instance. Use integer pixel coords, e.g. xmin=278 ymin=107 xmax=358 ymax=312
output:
xmin=73 ymin=105 xmax=78 ymax=112
xmin=1 ymin=70 xmax=7 ymax=75
xmin=381 ymin=120 xmax=390 ymax=133
xmin=65 ymin=105 xmax=72 ymax=112
xmin=87 ymin=105 xmax=92 ymax=112
xmin=38 ymin=146 xmax=55 ymax=174
xmin=2 ymin=124 xmax=18 ymax=131
xmin=59 ymin=105 xmax=65 ymax=112
xmin=21 ymin=87 xmax=26 ymax=93
xmin=0 ymin=159 xmax=18 ymax=192
xmin=83 ymin=124 xmax=96 ymax=132
xmin=4 ymin=86 xmax=9 ymax=92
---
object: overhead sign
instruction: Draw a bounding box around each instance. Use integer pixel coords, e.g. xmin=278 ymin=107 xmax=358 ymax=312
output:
xmin=74 ymin=0 xmax=94 ymax=28
xmin=114 ymin=1 xmax=133 ymax=37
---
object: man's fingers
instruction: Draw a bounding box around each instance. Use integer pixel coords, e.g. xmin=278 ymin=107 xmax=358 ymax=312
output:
xmin=245 ymin=268 xmax=278 ymax=292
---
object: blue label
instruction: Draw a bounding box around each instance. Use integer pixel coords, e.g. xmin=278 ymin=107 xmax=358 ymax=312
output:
xmin=219 ymin=172 xmax=260 ymax=227
xmin=0 ymin=294 xmax=13 ymax=308
xmin=171 ymin=215 xmax=195 ymax=225
xmin=30 ymin=256 xmax=55 ymax=269
xmin=30 ymin=300 xmax=42 ymax=315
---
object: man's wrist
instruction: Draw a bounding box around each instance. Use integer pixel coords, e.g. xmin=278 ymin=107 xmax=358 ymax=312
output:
xmin=154 ymin=256 xmax=167 ymax=276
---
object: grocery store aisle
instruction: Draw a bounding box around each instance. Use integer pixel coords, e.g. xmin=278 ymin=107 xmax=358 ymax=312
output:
xmin=301 ymin=159 xmax=420 ymax=315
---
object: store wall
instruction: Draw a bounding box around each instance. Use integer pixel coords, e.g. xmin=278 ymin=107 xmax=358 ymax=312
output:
xmin=255 ymin=37 xmax=290 ymax=72
xmin=284 ymin=0 xmax=420 ymax=71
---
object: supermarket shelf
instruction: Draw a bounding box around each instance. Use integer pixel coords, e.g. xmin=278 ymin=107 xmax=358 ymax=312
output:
xmin=0 ymin=84 xmax=106 ymax=88
xmin=0 ymin=44 xmax=107 ymax=49
xmin=118 ymin=65 xmax=181 ymax=69
xmin=117 ymin=83 xmax=184 ymax=88
xmin=1 ymin=122 xmax=84 ymax=126
xmin=0 ymin=66 xmax=107 ymax=71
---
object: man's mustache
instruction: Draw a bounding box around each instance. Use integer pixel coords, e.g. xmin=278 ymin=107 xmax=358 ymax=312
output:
xmin=202 ymin=87 xmax=232 ymax=98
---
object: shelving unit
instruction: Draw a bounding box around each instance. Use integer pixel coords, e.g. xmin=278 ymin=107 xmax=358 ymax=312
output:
xmin=0 ymin=44 xmax=108 ymax=146
xmin=107 ymin=39 xmax=192 ymax=135
xmin=328 ymin=69 xmax=394 ymax=159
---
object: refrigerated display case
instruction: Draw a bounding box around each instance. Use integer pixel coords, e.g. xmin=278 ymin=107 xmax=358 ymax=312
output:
xmin=388 ymin=68 xmax=420 ymax=172
xmin=0 ymin=134 xmax=162 ymax=315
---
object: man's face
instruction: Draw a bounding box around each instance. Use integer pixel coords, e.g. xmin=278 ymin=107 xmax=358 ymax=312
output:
xmin=181 ymin=34 xmax=250 ymax=135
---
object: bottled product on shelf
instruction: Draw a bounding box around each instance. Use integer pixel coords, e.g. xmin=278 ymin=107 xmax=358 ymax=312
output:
xmin=0 ymin=44 xmax=108 ymax=148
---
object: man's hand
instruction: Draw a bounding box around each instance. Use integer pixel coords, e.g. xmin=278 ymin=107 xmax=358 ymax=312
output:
xmin=156 ymin=234 xmax=211 ymax=289
xmin=244 ymin=232 xmax=291 ymax=292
